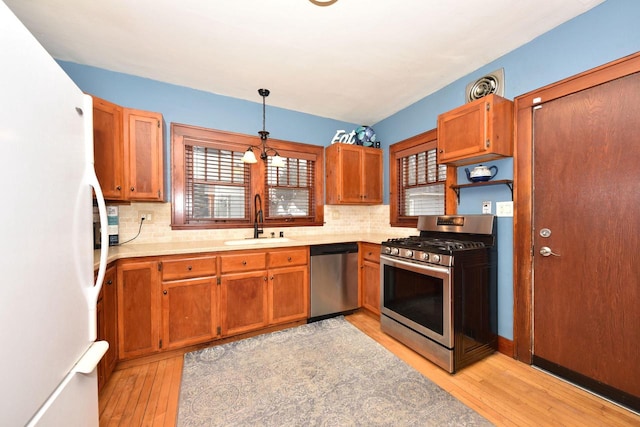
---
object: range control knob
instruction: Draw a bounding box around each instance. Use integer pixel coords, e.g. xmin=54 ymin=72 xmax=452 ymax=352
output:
xmin=383 ymin=246 xmax=391 ymax=254
xmin=431 ymin=254 xmax=441 ymax=263
xmin=391 ymin=247 xmax=400 ymax=256
xmin=421 ymin=252 xmax=430 ymax=261
xmin=405 ymin=250 xmax=414 ymax=257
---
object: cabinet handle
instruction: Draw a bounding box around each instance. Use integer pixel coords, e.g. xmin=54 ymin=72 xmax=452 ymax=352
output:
xmin=264 ymin=276 xmax=268 ymax=281
xmin=187 ymin=265 xmax=192 ymax=270
xmin=163 ymin=290 xmax=167 ymax=295
xmin=106 ymin=279 xmax=112 ymax=285
xmin=270 ymin=276 xmax=274 ymax=280
xmin=116 ymin=186 xmax=121 ymax=191
xmin=130 ymin=187 xmax=135 ymax=192
xmin=242 ymin=260 xmax=247 ymax=266
xmin=287 ymin=257 xmax=292 ymax=262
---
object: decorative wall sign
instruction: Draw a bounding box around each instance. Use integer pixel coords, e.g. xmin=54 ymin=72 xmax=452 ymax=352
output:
xmin=331 ymin=126 xmax=379 ymax=147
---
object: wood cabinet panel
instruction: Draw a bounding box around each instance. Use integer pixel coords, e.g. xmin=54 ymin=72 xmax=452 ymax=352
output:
xmin=326 ymin=144 xmax=383 ymax=204
xmin=93 ymin=97 xmax=124 ymax=200
xmin=124 ymin=109 xmax=164 ymax=200
xmin=269 ymin=265 xmax=309 ymax=325
xmin=268 ymin=248 xmax=308 ymax=267
xmin=437 ymin=94 xmax=513 ymax=166
xmin=360 ymin=243 xmax=381 ymax=316
xmin=161 ymin=277 xmax=218 ymax=350
xmin=161 ymin=255 xmax=216 ymax=281
xmin=220 ymin=271 xmax=268 ymax=336
xmin=117 ymin=260 xmax=160 ymax=359
xmin=97 ymin=265 xmax=118 ymax=391
xmin=220 ymin=252 xmax=266 ymax=273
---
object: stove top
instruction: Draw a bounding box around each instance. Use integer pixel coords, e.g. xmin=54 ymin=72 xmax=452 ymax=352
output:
xmin=381 ymin=214 xmax=496 ymax=267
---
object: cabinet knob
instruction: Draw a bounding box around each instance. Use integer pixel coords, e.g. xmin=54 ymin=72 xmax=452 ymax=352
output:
xmin=106 ymin=279 xmax=112 ymax=285
xmin=270 ymin=276 xmax=274 ymax=280
xmin=130 ymin=187 xmax=135 ymax=191
xmin=242 ymin=260 xmax=247 ymax=266
xmin=116 ymin=186 xmax=121 ymax=191
xmin=187 ymin=265 xmax=192 ymax=270
xmin=287 ymin=257 xmax=292 ymax=262
xmin=163 ymin=290 xmax=167 ymax=295
xmin=264 ymin=276 xmax=268 ymax=281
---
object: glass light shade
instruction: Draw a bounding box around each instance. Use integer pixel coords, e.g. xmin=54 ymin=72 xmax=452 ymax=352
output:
xmin=271 ymin=154 xmax=286 ymax=168
xmin=242 ymin=148 xmax=258 ymax=164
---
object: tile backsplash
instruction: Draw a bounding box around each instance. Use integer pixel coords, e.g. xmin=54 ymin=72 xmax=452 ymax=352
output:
xmin=111 ymin=202 xmax=415 ymax=245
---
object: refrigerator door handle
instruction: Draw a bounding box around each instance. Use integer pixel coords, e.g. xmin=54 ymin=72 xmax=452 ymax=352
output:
xmin=74 ymin=341 xmax=109 ymax=374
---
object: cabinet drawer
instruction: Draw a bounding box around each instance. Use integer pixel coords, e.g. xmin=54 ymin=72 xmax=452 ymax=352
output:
xmin=268 ymin=248 xmax=308 ymax=268
xmin=161 ymin=256 xmax=217 ymax=281
xmin=220 ymin=252 xmax=266 ymax=273
xmin=361 ymin=243 xmax=381 ymax=263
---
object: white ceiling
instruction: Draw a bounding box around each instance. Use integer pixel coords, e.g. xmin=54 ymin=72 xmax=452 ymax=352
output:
xmin=5 ymin=0 xmax=604 ymax=124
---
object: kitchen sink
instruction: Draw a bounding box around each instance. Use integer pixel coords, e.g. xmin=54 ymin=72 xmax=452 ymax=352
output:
xmin=223 ymin=237 xmax=291 ymax=245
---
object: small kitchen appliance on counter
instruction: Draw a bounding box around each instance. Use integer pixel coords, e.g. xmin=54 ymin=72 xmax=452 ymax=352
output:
xmin=379 ymin=214 xmax=498 ymax=373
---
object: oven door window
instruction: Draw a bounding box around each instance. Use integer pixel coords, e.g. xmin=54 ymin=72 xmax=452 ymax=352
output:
xmin=381 ymin=259 xmax=452 ymax=346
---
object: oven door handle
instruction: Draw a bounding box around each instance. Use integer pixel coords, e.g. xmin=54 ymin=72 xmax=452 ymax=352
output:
xmin=380 ymin=255 xmax=450 ymax=275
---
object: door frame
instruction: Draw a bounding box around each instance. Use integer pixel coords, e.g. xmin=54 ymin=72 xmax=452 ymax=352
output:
xmin=512 ymin=51 xmax=640 ymax=364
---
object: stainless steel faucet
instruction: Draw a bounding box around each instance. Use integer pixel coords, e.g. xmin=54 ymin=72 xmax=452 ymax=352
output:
xmin=254 ymin=194 xmax=264 ymax=238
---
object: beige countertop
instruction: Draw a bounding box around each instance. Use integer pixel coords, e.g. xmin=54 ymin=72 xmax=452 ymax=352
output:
xmin=94 ymin=233 xmax=397 ymax=269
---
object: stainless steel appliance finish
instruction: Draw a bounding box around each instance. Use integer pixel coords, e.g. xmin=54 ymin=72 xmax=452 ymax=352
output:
xmin=309 ymin=242 xmax=359 ymax=321
xmin=380 ymin=214 xmax=498 ymax=373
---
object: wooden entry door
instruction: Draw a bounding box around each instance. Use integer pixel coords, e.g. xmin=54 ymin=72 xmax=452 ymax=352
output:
xmin=528 ymin=70 xmax=640 ymax=407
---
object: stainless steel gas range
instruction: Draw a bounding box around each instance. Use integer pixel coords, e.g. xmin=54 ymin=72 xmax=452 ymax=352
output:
xmin=380 ymin=214 xmax=498 ymax=373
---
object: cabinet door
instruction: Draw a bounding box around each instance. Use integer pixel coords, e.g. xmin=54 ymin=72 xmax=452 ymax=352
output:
xmin=269 ymin=265 xmax=309 ymax=325
xmin=362 ymin=259 xmax=380 ymax=316
xmin=117 ymin=260 xmax=160 ymax=359
xmin=161 ymin=277 xmax=218 ymax=350
xmin=220 ymin=271 xmax=268 ymax=336
xmin=438 ymin=98 xmax=488 ymax=163
xmin=93 ymin=97 xmax=124 ymax=200
xmin=101 ymin=265 xmax=118 ymax=383
xmin=338 ymin=145 xmax=364 ymax=203
xmin=362 ymin=148 xmax=382 ymax=203
xmin=124 ymin=109 xmax=164 ymax=201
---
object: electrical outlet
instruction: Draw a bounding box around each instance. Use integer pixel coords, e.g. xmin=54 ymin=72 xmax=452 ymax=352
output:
xmin=140 ymin=211 xmax=153 ymax=222
xmin=496 ymin=201 xmax=514 ymax=217
xmin=482 ymin=201 xmax=492 ymax=214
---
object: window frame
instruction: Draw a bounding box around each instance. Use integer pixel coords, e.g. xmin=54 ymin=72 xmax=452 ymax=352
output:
xmin=171 ymin=123 xmax=324 ymax=230
xmin=389 ymin=128 xmax=455 ymax=227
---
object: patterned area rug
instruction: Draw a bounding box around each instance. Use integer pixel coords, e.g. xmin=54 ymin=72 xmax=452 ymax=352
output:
xmin=178 ymin=316 xmax=492 ymax=426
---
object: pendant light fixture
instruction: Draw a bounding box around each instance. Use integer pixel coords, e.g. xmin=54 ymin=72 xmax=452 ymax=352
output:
xmin=241 ymin=88 xmax=286 ymax=168
xmin=309 ymin=0 xmax=338 ymax=6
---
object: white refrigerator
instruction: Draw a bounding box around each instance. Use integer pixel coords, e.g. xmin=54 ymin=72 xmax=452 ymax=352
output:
xmin=0 ymin=1 xmax=109 ymax=425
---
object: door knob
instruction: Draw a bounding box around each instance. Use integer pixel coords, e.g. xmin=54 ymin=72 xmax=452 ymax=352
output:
xmin=539 ymin=246 xmax=560 ymax=257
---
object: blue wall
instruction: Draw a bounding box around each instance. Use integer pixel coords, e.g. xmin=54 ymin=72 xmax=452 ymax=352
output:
xmin=59 ymin=0 xmax=640 ymax=340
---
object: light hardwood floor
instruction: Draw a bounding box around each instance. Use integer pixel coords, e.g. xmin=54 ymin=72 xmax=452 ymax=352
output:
xmin=99 ymin=311 xmax=640 ymax=426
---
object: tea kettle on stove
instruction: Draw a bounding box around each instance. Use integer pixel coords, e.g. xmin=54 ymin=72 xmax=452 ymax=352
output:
xmin=465 ymin=165 xmax=498 ymax=182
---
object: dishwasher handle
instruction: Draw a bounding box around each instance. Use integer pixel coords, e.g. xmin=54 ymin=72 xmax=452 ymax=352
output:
xmin=310 ymin=242 xmax=358 ymax=256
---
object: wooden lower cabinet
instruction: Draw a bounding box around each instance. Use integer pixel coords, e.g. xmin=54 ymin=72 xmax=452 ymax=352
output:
xmin=114 ymin=247 xmax=309 ymax=361
xmin=117 ymin=260 xmax=161 ymax=359
xmin=161 ymin=277 xmax=219 ymax=350
xmin=360 ymin=243 xmax=381 ymax=316
xmin=220 ymin=271 xmax=268 ymax=336
xmin=97 ymin=265 xmax=118 ymax=392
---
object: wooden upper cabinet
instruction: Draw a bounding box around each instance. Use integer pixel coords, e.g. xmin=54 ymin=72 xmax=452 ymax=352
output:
xmin=92 ymin=96 xmax=165 ymax=202
xmin=437 ymin=94 xmax=513 ymax=166
xmin=124 ymin=109 xmax=164 ymax=201
xmin=93 ymin=97 xmax=124 ymax=200
xmin=325 ymin=144 xmax=383 ymax=204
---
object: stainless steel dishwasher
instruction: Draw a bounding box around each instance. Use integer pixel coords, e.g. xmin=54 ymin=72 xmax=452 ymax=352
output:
xmin=309 ymin=242 xmax=359 ymax=322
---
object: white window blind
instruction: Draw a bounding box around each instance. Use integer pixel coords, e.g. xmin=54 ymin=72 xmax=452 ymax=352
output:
xmin=265 ymin=156 xmax=315 ymax=219
xmin=399 ymin=148 xmax=447 ymax=217
xmin=184 ymin=144 xmax=251 ymax=223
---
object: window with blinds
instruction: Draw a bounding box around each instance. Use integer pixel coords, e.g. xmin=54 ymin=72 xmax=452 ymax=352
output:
xmin=398 ymin=148 xmax=447 ymax=217
xmin=171 ymin=124 xmax=325 ymax=230
xmin=389 ymin=129 xmax=448 ymax=227
xmin=184 ymin=144 xmax=251 ymax=223
xmin=265 ymin=156 xmax=315 ymax=219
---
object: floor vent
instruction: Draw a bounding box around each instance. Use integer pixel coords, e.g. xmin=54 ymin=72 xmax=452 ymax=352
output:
xmin=466 ymin=68 xmax=504 ymax=102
